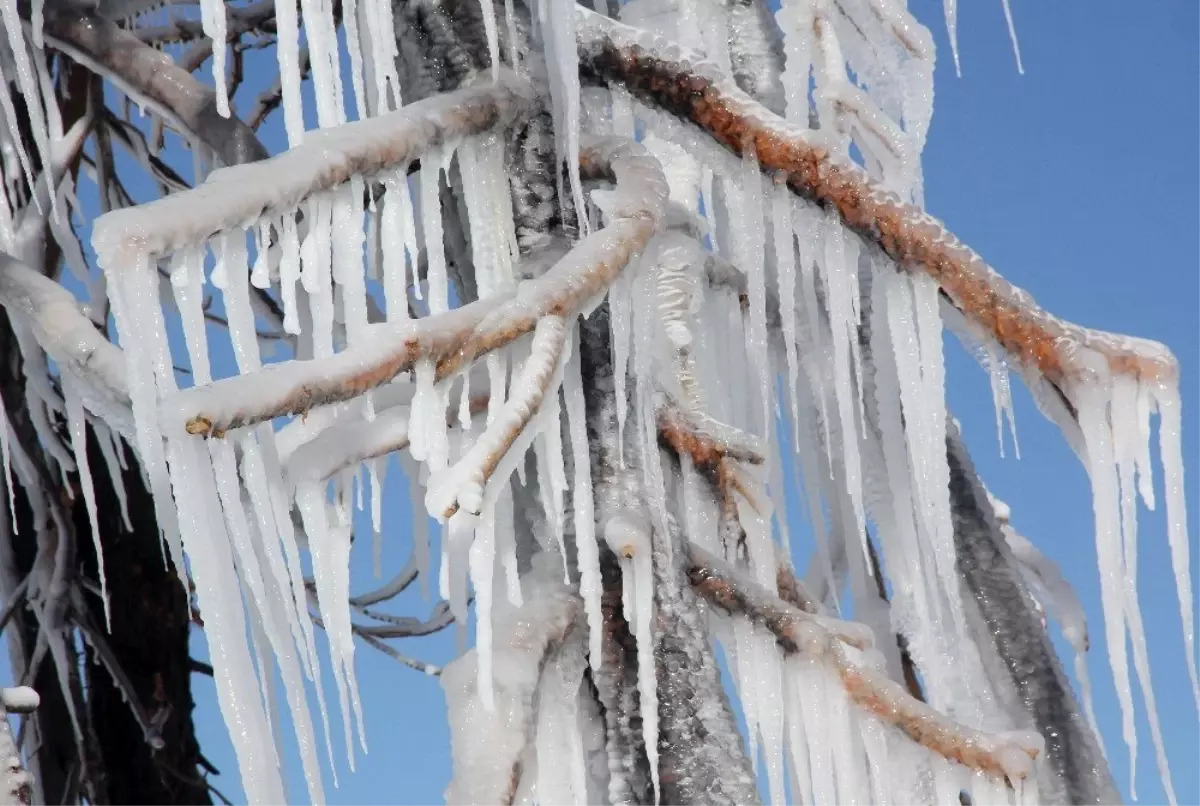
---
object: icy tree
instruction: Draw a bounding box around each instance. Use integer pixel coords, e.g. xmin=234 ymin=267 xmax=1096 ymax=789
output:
xmin=0 ymin=0 xmax=1194 ymax=804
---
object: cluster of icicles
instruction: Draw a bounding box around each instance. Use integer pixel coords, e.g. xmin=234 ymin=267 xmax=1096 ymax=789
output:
xmin=0 ymin=0 xmax=1193 ymax=804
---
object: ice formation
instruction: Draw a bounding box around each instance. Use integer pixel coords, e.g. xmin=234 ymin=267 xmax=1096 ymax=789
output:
xmin=0 ymin=0 xmax=1190 ymax=804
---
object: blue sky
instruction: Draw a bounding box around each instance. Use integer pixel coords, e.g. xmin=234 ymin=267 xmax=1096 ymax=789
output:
xmin=7 ymin=1 xmax=1199 ymax=804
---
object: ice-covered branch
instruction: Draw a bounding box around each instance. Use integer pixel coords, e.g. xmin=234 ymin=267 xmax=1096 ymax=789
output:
xmin=168 ymin=136 xmax=667 ymax=437
xmin=93 ymin=73 xmax=533 ymax=267
xmin=687 ymin=543 xmax=873 ymax=651
xmin=686 ymin=543 xmax=1046 ymax=783
xmin=575 ymin=7 xmax=1179 ymax=390
xmin=40 ymin=5 xmax=268 ymax=168
xmin=442 ymin=558 xmax=583 ymax=806
xmin=427 ymin=315 xmax=568 ymax=519
xmin=0 ymin=254 xmax=130 ymax=423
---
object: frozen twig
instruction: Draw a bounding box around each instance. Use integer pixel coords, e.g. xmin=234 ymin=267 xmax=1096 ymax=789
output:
xmin=427 ymin=315 xmax=567 ymax=519
xmin=168 ymin=136 xmax=667 ymax=437
xmin=575 ymin=7 xmax=1179 ymax=389
xmin=686 ymin=543 xmax=873 ymax=651
xmin=685 ymin=542 xmax=1046 ymax=783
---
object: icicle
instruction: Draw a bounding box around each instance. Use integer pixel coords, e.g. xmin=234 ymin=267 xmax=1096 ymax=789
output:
xmin=495 ymin=486 xmax=521 ymax=606
xmin=279 ymin=214 xmax=303 ymax=333
xmin=609 ymin=269 xmax=632 ymax=466
xmin=397 ymin=454 xmax=431 ymax=598
xmin=381 ymin=170 xmax=416 ymax=321
xmin=478 ymin=0 xmax=500 ymax=80
xmin=773 ymin=183 xmax=802 ymax=438
xmin=564 ymin=333 xmax=602 ymax=669
xmin=470 ymin=502 xmax=497 ymax=710
xmin=333 ymin=179 xmax=369 ymax=344
xmin=1153 ymin=380 xmax=1200 ymax=713
xmin=342 ymin=0 xmax=368 ymax=120
xmin=943 ymin=0 xmax=961 ymax=76
xmin=0 ymin=390 xmax=16 ymax=532
xmin=1111 ymin=376 xmax=1176 ymax=804
xmin=542 ymin=0 xmax=589 ymax=237
xmin=1074 ymin=375 xmax=1138 ymax=792
xmin=301 ymin=198 xmax=336 ymax=358
xmin=985 ymin=343 xmax=1020 ymax=458
xmin=0 ymin=8 xmax=53 ymax=217
xmin=199 ymin=0 xmax=230 ymax=117
xmin=298 ymin=0 xmax=346 ymax=128
xmin=776 ymin=0 xmax=816 ymax=126
xmin=735 ymin=146 xmax=772 ymax=436
xmin=818 ymin=216 xmax=869 ymax=566
xmin=295 ymin=482 xmax=364 ymax=771
xmin=363 ymin=0 xmax=402 ymax=114
xmin=1000 ymin=0 xmax=1024 ymax=74
xmin=535 ymin=638 xmax=589 ymax=805
xmin=274 ymin=0 xmax=306 ymax=144
xmin=603 ymin=511 xmax=658 ymax=803
xmin=170 ymin=247 xmax=211 ymax=382
xmin=420 ymin=149 xmax=449 ymax=313
xmin=93 ymin=422 xmax=132 ymax=532
xmin=64 ymin=379 xmax=109 ymax=630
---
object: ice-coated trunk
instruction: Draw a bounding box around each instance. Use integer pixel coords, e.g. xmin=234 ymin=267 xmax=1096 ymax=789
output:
xmin=580 ymin=307 xmax=759 ymax=805
xmin=947 ymin=425 xmax=1120 ymax=805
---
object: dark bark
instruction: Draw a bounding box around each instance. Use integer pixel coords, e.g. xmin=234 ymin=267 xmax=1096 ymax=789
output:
xmin=947 ymin=427 xmax=1120 ymax=805
xmin=72 ymin=428 xmax=212 ymax=805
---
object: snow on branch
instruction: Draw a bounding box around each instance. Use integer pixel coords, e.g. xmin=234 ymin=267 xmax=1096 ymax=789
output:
xmin=92 ymin=73 xmax=535 ymax=268
xmin=0 ymin=254 xmax=130 ymax=431
xmin=167 ymin=136 xmax=667 ymax=438
xmin=685 ymin=543 xmax=1045 ymax=785
xmin=574 ymin=7 xmax=1179 ymax=391
xmin=427 ymin=315 xmax=568 ymax=519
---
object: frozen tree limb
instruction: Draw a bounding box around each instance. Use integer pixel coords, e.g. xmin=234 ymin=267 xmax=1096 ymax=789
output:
xmin=428 ymin=315 xmax=568 ymax=519
xmin=686 ymin=542 xmax=1047 ymax=783
xmin=0 ymin=254 xmax=129 ymax=418
xmin=575 ymin=7 xmax=1179 ymax=391
xmin=93 ymin=73 xmax=535 ymax=266
xmin=39 ymin=4 xmax=268 ymax=167
xmin=442 ymin=557 xmax=583 ymax=806
xmin=167 ymin=136 xmax=667 ymax=437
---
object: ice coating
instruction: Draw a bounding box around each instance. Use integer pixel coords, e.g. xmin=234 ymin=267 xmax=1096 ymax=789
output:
xmin=15 ymin=1 xmax=1181 ymax=803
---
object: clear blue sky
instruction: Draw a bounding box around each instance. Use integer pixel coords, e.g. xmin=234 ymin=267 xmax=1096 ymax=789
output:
xmin=11 ymin=2 xmax=1200 ymax=804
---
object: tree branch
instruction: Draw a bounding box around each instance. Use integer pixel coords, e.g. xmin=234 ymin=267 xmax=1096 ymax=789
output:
xmin=40 ymin=5 xmax=268 ymax=168
xmin=686 ymin=542 xmax=1045 ymax=784
xmin=163 ymin=136 xmax=666 ymax=438
xmin=575 ymin=7 xmax=1178 ymax=396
